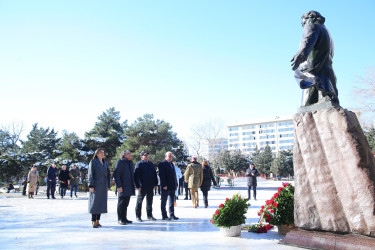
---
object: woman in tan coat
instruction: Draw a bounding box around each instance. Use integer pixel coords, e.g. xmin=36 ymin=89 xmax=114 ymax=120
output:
xmin=184 ymin=157 xmax=203 ymax=208
xmin=27 ymin=165 xmax=39 ymax=199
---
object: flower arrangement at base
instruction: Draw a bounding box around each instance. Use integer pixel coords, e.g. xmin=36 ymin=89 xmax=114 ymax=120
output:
xmin=258 ymin=183 xmax=294 ymax=226
xmin=210 ymin=193 xmax=250 ymax=228
xmin=248 ymin=223 xmax=274 ymax=233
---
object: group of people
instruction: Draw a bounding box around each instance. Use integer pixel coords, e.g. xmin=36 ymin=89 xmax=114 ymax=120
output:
xmin=45 ymin=164 xmax=81 ymax=199
xmin=88 ymin=148 xmax=218 ymax=228
xmin=23 ymin=163 xmax=81 ymax=199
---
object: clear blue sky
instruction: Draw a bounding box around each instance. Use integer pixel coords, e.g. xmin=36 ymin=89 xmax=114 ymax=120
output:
xmin=1 ymin=0 xmax=374 ymax=142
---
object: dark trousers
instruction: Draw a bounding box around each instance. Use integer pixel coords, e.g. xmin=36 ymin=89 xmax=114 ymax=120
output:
xmin=161 ymin=189 xmax=175 ymax=218
xmin=117 ymin=196 xmax=131 ymax=222
xmin=184 ymin=186 xmax=191 ymax=199
xmin=70 ymin=185 xmax=78 ymax=197
xmin=135 ymin=189 xmax=154 ymax=218
xmin=47 ymin=182 xmax=56 ymax=198
xmin=248 ymin=185 xmax=256 ymax=199
xmin=60 ymin=186 xmax=67 ymax=197
xmin=202 ymin=190 xmax=209 ymax=206
xmin=178 ymin=180 xmax=184 ymax=195
xmin=91 ymin=214 xmax=101 ymax=222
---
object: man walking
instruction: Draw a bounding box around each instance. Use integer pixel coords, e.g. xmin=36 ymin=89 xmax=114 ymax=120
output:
xmin=184 ymin=157 xmax=203 ymax=208
xmin=58 ymin=165 xmax=70 ymax=198
xmin=158 ymin=152 xmax=179 ymax=220
xmin=134 ymin=151 xmax=158 ymax=222
xmin=246 ymin=163 xmax=260 ymax=200
xmin=46 ymin=164 xmax=58 ymax=199
xmin=69 ymin=165 xmax=80 ymax=198
xmin=113 ymin=150 xmax=135 ymax=225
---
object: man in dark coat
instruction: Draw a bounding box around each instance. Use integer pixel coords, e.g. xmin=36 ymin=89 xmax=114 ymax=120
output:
xmin=58 ymin=165 xmax=70 ymax=198
xmin=113 ymin=150 xmax=136 ymax=225
xmin=291 ymin=10 xmax=338 ymax=106
xmin=246 ymin=163 xmax=260 ymax=200
xmin=69 ymin=165 xmax=80 ymax=198
xmin=158 ymin=152 xmax=179 ymax=220
xmin=46 ymin=164 xmax=58 ymax=199
xmin=134 ymin=151 xmax=158 ymax=222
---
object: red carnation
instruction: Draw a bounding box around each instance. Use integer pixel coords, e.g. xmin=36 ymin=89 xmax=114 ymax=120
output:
xmin=265 ymin=200 xmax=270 ymax=205
xmin=226 ymin=198 xmax=229 ymax=202
xmin=261 ymin=205 xmax=264 ymax=209
xmin=283 ymin=183 xmax=289 ymax=187
xmin=260 ymin=209 xmax=263 ymax=213
xmin=270 ymin=209 xmax=274 ymax=213
xmin=274 ymin=193 xmax=279 ymax=198
xmin=270 ymin=197 xmax=274 ymax=203
xmin=268 ymin=207 xmax=271 ymax=210
xmin=258 ymin=212 xmax=261 ymax=216
xmin=273 ymin=202 xmax=278 ymax=208
xmin=215 ymin=210 xmax=220 ymax=215
xmin=219 ymin=203 xmax=224 ymax=208
xmin=278 ymin=187 xmax=283 ymax=192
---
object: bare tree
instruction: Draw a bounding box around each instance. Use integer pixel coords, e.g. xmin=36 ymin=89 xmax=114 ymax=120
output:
xmin=1 ymin=121 xmax=24 ymax=152
xmin=189 ymin=119 xmax=226 ymax=162
xmin=354 ymin=67 xmax=375 ymax=125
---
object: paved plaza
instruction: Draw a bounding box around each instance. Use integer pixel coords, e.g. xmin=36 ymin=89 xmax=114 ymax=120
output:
xmin=0 ymin=179 xmax=300 ymax=249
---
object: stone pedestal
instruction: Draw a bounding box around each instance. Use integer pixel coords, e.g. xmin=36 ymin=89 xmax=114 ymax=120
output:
xmin=293 ymin=104 xmax=375 ymax=236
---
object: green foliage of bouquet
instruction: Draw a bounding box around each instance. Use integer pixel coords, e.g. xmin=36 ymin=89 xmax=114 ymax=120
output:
xmin=258 ymin=183 xmax=294 ymax=226
xmin=248 ymin=223 xmax=274 ymax=233
xmin=210 ymin=193 xmax=250 ymax=228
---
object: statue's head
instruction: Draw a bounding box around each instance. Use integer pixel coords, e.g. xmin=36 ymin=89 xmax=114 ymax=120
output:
xmin=301 ymin=10 xmax=325 ymax=27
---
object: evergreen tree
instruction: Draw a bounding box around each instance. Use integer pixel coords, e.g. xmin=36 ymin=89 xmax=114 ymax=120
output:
xmin=255 ymin=145 xmax=274 ymax=175
xmin=214 ymin=150 xmax=249 ymax=174
xmin=364 ymin=127 xmax=375 ymax=152
xmin=121 ymin=114 xmax=186 ymax=163
xmin=278 ymin=149 xmax=294 ymax=177
xmin=85 ymin=107 xmax=126 ymax=167
xmin=21 ymin=123 xmax=61 ymax=174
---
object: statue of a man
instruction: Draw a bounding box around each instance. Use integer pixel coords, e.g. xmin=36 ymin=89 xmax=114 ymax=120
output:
xmin=291 ymin=11 xmax=338 ymax=106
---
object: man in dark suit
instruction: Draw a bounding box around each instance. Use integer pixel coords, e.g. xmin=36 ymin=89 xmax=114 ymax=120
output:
xmin=113 ymin=150 xmax=135 ymax=225
xmin=46 ymin=164 xmax=58 ymax=199
xmin=158 ymin=151 xmax=179 ymax=220
xmin=134 ymin=151 xmax=158 ymax=222
xmin=246 ymin=163 xmax=260 ymax=200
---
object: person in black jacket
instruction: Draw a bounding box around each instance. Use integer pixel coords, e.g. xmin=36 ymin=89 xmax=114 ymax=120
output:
xmin=246 ymin=163 xmax=260 ymax=200
xmin=58 ymin=165 xmax=70 ymax=198
xmin=158 ymin=152 xmax=179 ymax=220
xmin=46 ymin=164 xmax=58 ymax=199
xmin=200 ymin=161 xmax=217 ymax=208
xmin=113 ymin=150 xmax=136 ymax=225
xmin=134 ymin=151 xmax=158 ymax=222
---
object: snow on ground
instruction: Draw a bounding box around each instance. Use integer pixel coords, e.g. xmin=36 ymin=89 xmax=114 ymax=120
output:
xmin=0 ymin=179 xmax=300 ymax=250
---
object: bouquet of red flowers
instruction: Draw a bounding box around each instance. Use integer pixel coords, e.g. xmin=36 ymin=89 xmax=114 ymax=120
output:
xmin=248 ymin=223 xmax=274 ymax=233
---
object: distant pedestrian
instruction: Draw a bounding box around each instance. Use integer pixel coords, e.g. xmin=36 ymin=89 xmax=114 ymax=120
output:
xmin=246 ymin=163 xmax=260 ymax=200
xmin=158 ymin=152 xmax=179 ymax=220
xmin=113 ymin=150 xmax=135 ymax=225
xmin=69 ymin=165 xmax=80 ymax=198
xmin=183 ymin=179 xmax=191 ymax=200
xmin=88 ymin=148 xmax=111 ymax=228
xmin=154 ymin=168 xmax=161 ymax=195
xmin=184 ymin=157 xmax=203 ymax=208
xmin=134 ymin=151 xmax=158 ymax=222
xmin=174 ymin=163 xmax=182 ymax=206
xmin=200 ymin=161 xmax=217 ymax=208
xmin=6 ymin=183 xmax=14 ymax=193
xmin=46 ymin=164 xmax=58 ymax=199
xmin=58 ymin=165 xmax=70 ymax=198
xmin=26 ymin=165 xmax=39 ymax=199
xmin=22 ymin=178 xmax=27 ymax=196
xmin=178 ymin=171 xmax=184 ymax=195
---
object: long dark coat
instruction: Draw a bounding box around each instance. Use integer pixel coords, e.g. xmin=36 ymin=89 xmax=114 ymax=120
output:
xmin=200 ymin=165 xmax=217 ymax=192
xmin=58 ymin=170 xmax=70 ymax=188
xmin=88 ymin=158 xmax=111 ymax=214
xmin=246 ymin=167 xmax=260 ymax=187
xmin=113 ymin=158 xmax=135 ymax=197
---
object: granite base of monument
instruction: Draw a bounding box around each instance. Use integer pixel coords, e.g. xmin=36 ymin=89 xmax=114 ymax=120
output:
xmin=291 ymin=103 xmax=375 ymax=245
xmin=280 ymin=228 xmax=375 ymax=250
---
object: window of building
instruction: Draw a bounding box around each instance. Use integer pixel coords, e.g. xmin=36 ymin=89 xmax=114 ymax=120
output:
xmin=259 ymin=135 xmax=275 ymax=139
xmin=280 ymin=145 xmax=293 ymax=150
xmin=242 ymin=131 xmax=256 ymax=135
xmin=229 ymin=127 xmax=239 ymax=131
xmin=229 ymin=138 xmax=239 ymax=142
xmin=259 ymin=129 xmax=275 ymax=134
xmin=278 ymin=127 xmax=293 ymax=132
xmin=279 ymin=133 xmax=294 ymax=138
xmin=280 ymin=139 xmax=294 ymax=144
xmin=242 ymin=125 xmax=256 ymax=130
xmin=259 ymin=123 xmax=275 ymax=128
xmin=229 ymin=133 xmax=239 ymax=137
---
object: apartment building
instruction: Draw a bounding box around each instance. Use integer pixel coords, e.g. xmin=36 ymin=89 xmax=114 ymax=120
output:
xmin=227 ymin=117 xmax=294 ymax=156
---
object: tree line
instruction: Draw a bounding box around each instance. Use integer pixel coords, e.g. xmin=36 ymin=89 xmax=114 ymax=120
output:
xmin=0 ymin=107 xmax=189 ymax=182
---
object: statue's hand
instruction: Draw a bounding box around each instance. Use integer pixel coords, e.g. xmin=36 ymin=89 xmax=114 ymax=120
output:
xmin=291 ymin=54 xmax=305 ymax=71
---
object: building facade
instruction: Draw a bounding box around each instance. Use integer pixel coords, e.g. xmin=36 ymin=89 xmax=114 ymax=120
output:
xmin=227 ymin=117 xmax=294 ymax=156
xmin=206 ymin=138 xmax=228 ymax=161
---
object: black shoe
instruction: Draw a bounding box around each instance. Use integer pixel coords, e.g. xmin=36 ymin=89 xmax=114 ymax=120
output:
xmin=170 ymin=215 xmax=179 ymax=220
xmin=147 ymin=216 xmax=156 ymax=221
xmin=162 ymin=217 xmax=171 ymax=221
xmin=205 ymin=205 xmax=208 ymax=208
xmin=136 ymin=217 xmax=143 ymax=222
xmin=176 ymin=197 xmax=178 ymax=200
xmin=124 ymin=219 xmax=132 ymax=224
xmin=47 ymin=197 xmax=50 ymax=199
xmin=118 ymin=221 xmax=126 ymax=225
xmin=184 ymin=198 xmax=188 ymax=200
xmin=75 ymin=195 xmax=78 ymax=198
xmin=52 ymin=197 xmax=56 ymax=199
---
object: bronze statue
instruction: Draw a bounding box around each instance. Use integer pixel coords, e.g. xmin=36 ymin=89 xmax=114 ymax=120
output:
xmin=291 ymin=11 xmax=339 ymax=106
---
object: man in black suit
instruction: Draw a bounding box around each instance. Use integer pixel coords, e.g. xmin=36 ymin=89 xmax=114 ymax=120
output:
xmin=134 ymin=151 xmax=158 ymax=222
xmin=246 ymin=163 xmax=260 ymax=200
xmin=158 ymin=151 xmax=179 ymax=220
